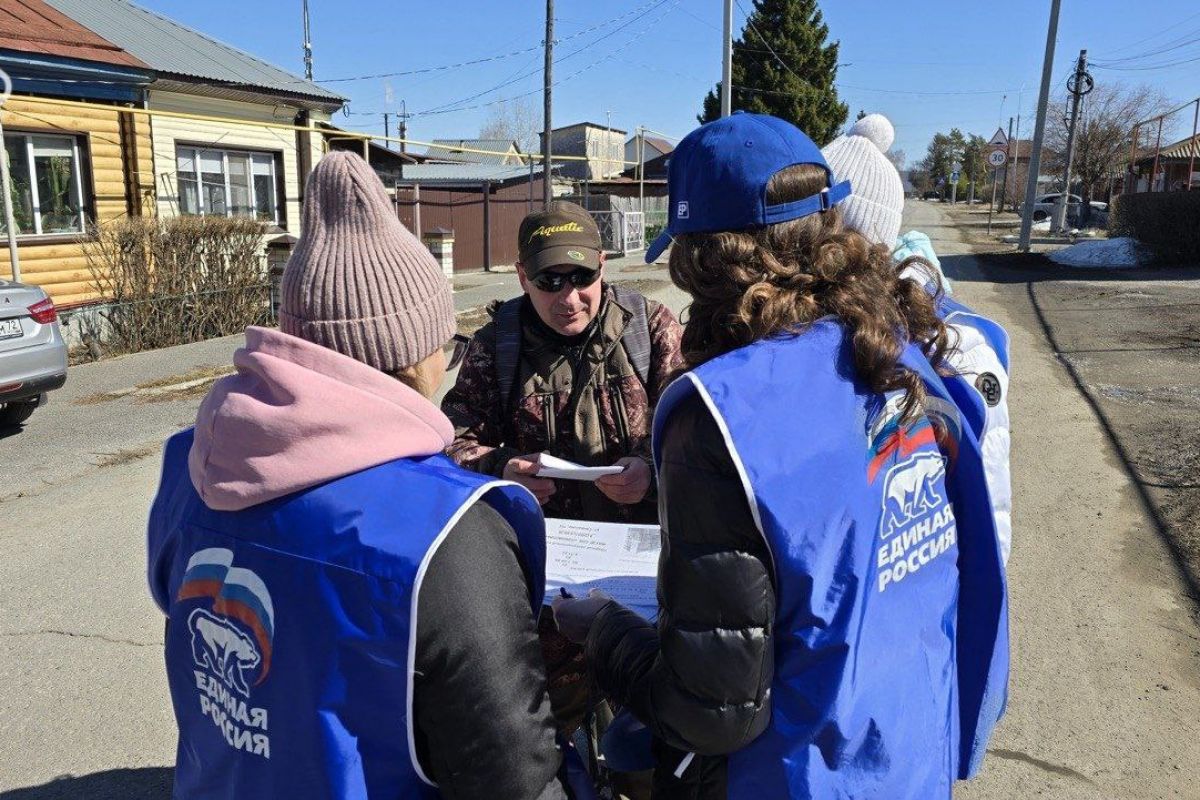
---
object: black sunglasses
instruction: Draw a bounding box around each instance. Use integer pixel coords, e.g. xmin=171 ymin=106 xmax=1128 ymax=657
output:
xmin=531 ymin=268 xmax=601 ymax=294
xmin=445 ymin=333 xmax=471 ymax=371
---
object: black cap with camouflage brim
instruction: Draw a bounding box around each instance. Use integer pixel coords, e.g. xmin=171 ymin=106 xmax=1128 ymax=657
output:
xmin=518 ymin=201 xmax=602 ymax=278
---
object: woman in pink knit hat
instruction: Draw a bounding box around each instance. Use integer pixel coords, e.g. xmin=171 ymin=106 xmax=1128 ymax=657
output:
xmin=147 ymin=151 xmax=572 ymax=799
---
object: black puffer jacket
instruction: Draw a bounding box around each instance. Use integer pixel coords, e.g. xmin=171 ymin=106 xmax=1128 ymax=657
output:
xmin=585 ymin=392 xmax=777 ymax=798
xmin=414 ymin=501 xmax=568 ymax=800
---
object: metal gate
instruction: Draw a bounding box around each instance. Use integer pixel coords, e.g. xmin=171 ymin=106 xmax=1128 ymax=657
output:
xmin=589 ymin=210 xmax=645 ymax=255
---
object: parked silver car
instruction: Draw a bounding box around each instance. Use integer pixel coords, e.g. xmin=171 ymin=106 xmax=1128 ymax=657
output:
xmin=1020 ymin=193 xmax=1109 ymax=224
xmin=0 ymin=278 xmax=67 ymax=427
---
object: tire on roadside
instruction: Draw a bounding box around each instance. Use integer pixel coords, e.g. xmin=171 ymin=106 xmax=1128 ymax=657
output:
xmin=0 ymin=397 xmax=40 ymax=428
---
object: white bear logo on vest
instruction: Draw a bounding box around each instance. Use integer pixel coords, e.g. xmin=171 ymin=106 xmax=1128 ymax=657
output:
xmin=176 ymin=548 xmax=275 ymax=758
xmin=876 ymin=453 xmax=957 ymax=592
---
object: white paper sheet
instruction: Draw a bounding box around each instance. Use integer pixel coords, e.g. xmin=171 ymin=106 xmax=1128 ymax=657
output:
xmin=535 ymin=453 xmax=624 ymax=481
xmin=543 ymin=518 xmax=661 ymax=620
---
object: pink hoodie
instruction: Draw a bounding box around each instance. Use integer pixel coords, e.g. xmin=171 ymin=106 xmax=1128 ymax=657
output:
xmin=188 ymin=326 xmax=454 ymax=511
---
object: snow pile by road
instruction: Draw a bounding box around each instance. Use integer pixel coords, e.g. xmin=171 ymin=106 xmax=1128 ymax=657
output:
xmin=1047 ymin=237 xmax=1153 ymax=269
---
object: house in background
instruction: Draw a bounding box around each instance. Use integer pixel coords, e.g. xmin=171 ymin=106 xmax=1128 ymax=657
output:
xmin=324 ymin=128 xmax=424 ymax=186
xmin=45 ymin=0 xmax=345 ymax=237
xmin=1128 ymin=134 xmax=1200 ymax=193
xmin=0 ymin=0 xmax=154 ymax=306
xmin=424 ymin=138 xmax=525 ymax=166
xmin=623 ymin=133 xmax=672 ymax=168
xmin=620 ymin=151 xmax=670 ymax=181
xmin=542 ymin=122 xmax=625 ymax=180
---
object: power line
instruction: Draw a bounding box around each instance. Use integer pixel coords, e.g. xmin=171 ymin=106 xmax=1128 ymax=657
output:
xmin=1099 ymin=9 xmax=1200 ymax=59
xmin=733 ymin=0 xmax=806 ymax=83
xmin=1093 ymin=28 xmax=1200 ymax=67
xmin=309 ymin=0 xmax=663 ymax=84
xmin=416 ymin=0 xmax=673 ymax=117
xmin=411 ymin=1 xmax=679 ymax=118
xmin=1093 ymin=53 xmax=1200 ymax=72
xmin=729 ymin=4 xmax=1016 ymax=98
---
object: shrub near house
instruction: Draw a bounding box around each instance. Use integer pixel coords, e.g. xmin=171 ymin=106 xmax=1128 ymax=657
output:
xmin=1111 ymin=191 xmax=1200 ymax=264
xmin=82 ymin=217 xmax=271 ymax=355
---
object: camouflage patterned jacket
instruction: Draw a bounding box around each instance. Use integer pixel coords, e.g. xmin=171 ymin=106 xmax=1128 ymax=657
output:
xmin=442 ymin=284 xmax=684 ymax=524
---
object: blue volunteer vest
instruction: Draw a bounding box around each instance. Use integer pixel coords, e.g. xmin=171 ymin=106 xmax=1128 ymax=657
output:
xmin=652 ymin=321 xmax=1008 ymax=799
xmin=147 ymin=429 xmax=545 ymax=800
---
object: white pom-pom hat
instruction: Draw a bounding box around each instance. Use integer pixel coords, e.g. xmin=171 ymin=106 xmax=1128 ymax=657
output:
xmin=821 ymin=113 xmax=904 ymax=247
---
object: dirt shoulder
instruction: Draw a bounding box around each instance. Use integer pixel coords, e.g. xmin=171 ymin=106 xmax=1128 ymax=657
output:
xmin=974 ymin=251 xmax=1200 ymax=613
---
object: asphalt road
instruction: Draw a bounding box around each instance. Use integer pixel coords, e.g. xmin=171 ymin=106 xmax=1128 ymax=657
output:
xmin=2 ymin=203 xmax=1198 ymax=798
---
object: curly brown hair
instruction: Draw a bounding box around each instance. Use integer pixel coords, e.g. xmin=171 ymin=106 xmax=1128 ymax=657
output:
xmin=668 ymin=163 xmax=951 ymax=422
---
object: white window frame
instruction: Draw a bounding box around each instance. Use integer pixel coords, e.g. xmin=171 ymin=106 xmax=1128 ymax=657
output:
xmin=175 ymin=145 xmax=281 ymax=225
xmin=2 ymin=132 xmax=88 ymax=238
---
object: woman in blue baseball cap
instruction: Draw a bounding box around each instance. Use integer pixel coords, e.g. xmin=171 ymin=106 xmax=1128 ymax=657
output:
xmin=554 ymin=113 xmax=1008 ymax=799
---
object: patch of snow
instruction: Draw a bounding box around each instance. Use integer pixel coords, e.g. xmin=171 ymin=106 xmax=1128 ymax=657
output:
xmin=1046 ymin=237 xmax=1153 ymax=269
xmin=1032 ymin=219 xmax=1051 ymax=232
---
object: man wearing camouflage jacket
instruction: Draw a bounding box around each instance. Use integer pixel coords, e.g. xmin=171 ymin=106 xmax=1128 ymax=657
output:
xmin=442 ymin=202 xmax=683 ymax=744
xmin=443 ymin=202 xmax=683 ymax=525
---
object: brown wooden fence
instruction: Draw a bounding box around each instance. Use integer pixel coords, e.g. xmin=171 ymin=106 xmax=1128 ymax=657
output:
xmin=394 ymin=177 xmax=545 ymax=272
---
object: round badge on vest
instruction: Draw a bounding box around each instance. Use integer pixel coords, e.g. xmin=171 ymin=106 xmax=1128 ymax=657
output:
xmin=976 ymin=372 xmax=1002 ymax=406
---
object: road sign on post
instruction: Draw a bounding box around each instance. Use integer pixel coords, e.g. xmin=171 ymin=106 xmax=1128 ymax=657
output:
xmin=988 ymin=149 xmax=1008 ymax=168
xmin=988 ymin=127 xmax=1010 ymax=149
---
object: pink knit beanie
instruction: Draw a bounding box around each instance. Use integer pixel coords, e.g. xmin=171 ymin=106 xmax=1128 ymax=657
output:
xmin=279 ymin=151 xmax=454 ymax=373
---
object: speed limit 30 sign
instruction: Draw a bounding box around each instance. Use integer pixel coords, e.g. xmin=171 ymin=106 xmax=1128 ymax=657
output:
xmin=988 ymin=149 xmax=1008 ymax=168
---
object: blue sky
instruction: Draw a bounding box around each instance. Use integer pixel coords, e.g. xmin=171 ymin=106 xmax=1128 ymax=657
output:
xmin=138 ymin=0 xmax=1200 ymax=165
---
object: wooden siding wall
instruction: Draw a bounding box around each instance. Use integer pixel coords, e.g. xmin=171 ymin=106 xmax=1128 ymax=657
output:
xmin=148 ymin=91 xmax=327 ymax=229
xmin=1 ymin=97 xmax=153 ymax=306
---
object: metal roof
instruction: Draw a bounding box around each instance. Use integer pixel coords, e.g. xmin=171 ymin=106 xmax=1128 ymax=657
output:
xmin=1133 ymin=134 xmax=1200 ymax=164
xmin=1158 ymin=134 xmax=1200 ymax=161
xmin=396 ymin=163 xmax=543 ymax=184
xmin=42 ymin=0 xmax=343 ymax=106
xmin=550 ymin=121 xmax=627 ymax=135
xmin=627 ymin=134 xmax=674 ymax=155
xmin=424 ymin=139 xmax=524 ymax=165
xmin=0 ymin=0 xmax=148 ymax=67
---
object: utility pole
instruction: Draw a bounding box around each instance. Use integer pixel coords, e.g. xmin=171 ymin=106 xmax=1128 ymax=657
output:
xmin=0 ymin=115 xmax=21 ymax=281
xmin=1019 ymin=0 xmax=1062 ymax=251
xmin=1054 ymin=49 xmax=1091 ymax=232
xmin=637 ymin=126 xmax=645 ymax=214
xmin=398 ymin=100 xmax=408 ymax=153
xmin=383 ymin=113 xmax=390 ymax=150
xmin=721 ymin=0 xmax=733 ymax=116
xmin=542 ymin=0 xmax=554 ymax=208
xmin=1001 ymin=116 xmax=1014 ymax=211
xmin=606 ymin=109 xmax=614 ymax=177
xmin=302 ymin=0 xmax=313 ymax=81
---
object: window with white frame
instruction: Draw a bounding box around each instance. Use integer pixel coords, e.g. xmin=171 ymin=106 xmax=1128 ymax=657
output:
xmin=1 ymin=132 xmax=88 ymax=237
xmin=176 ymin=146 xmax=281 ymax=225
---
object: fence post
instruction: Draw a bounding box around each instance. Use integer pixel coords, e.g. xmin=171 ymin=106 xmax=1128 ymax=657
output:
xmin=1126 ymin=123 xmax=1140 ymax=194
xmin=413 ymin=183 xmax=422 ymax=240
xmin=1151 ymin=116 xmax=1164 ymax=192
xmin=482 ymin=181 xmax=492 ymax=273
xmin=1189 ymin=98 xmax=1199 ymax=192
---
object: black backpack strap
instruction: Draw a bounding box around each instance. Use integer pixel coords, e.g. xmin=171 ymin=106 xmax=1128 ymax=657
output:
xmin=493 ymin=297 xmax=524 ymax=412
xmin=611 ymin=285 xmax=652 ymax=388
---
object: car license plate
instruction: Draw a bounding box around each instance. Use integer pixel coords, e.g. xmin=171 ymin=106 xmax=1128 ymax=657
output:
xmin=0 ymin=318 xmax=22 ymax=340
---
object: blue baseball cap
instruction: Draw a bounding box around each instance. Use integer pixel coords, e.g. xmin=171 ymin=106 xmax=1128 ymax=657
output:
xmin=645 ymin=112 xmax=851 ymax=263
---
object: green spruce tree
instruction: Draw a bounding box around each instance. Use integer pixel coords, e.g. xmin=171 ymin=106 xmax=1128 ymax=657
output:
xmin=700 ymin=0 xmax=848 ymax=145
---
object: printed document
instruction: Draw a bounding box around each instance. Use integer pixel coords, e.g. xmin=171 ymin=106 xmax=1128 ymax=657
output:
xmin=543 ymin=518 xmax=661 ymax=619
xmin=536 ymin=453 xmax=624 ymax=481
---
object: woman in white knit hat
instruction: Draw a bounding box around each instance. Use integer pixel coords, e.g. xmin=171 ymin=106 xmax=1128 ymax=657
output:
xmin=147 ymin=151 xmax=575 ymax=799
xmin=823 ymin=113 xmax=1014 ymax=567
